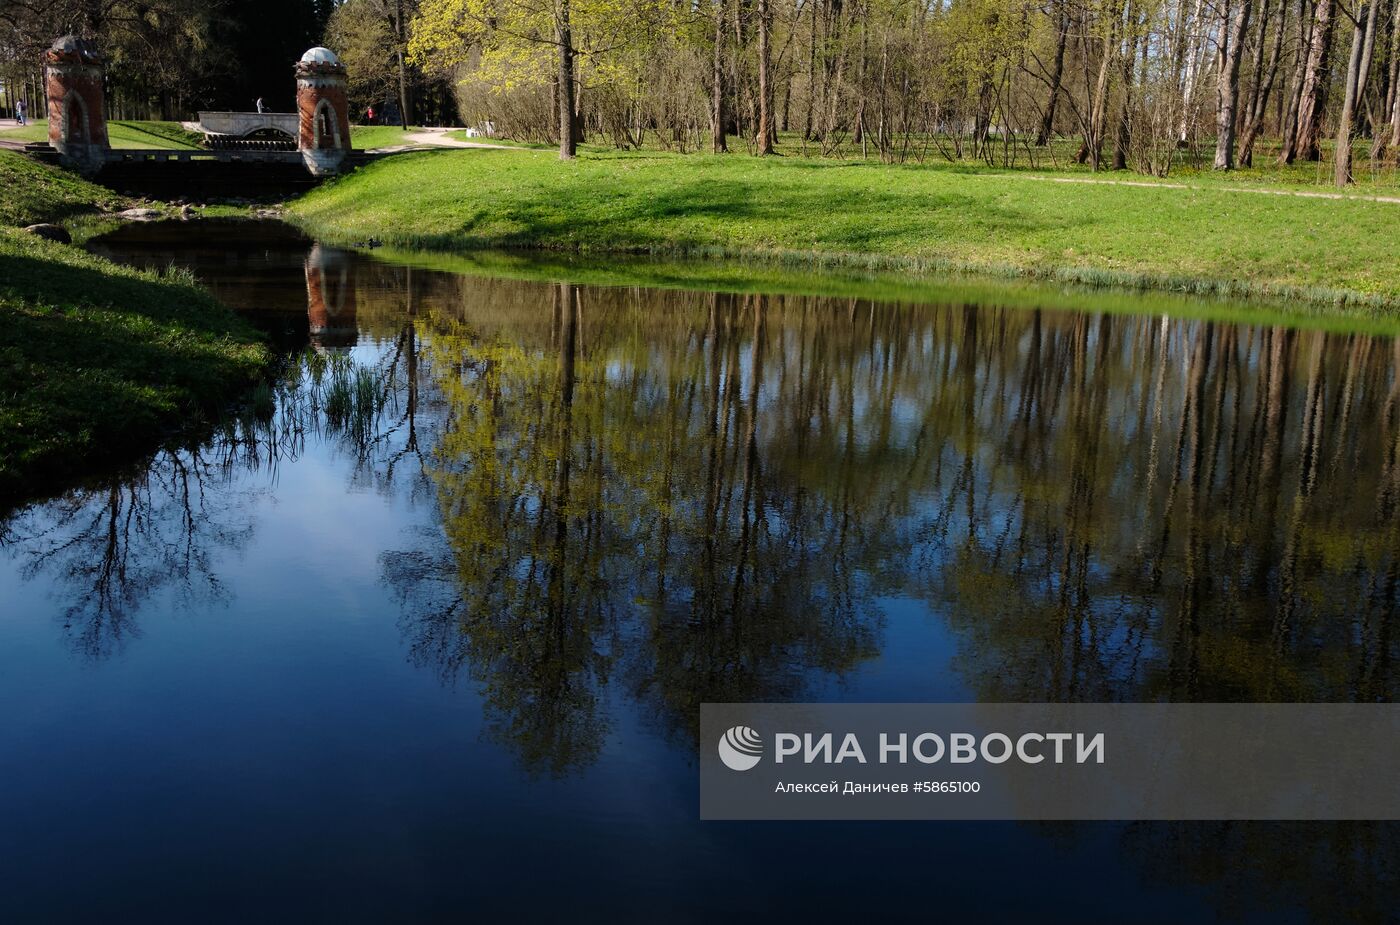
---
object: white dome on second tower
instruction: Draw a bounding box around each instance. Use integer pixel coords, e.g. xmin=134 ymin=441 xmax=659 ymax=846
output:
xmin=300 ymin=47 xmax=340 ymax=65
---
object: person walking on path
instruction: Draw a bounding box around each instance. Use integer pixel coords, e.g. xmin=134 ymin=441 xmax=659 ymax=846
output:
xmin=255 ymin=97 xmax=265 ymax=114
xmin=15 ymin=99 xmax=25 ymax=125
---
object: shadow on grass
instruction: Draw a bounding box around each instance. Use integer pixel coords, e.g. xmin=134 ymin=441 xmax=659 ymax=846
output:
xmin=424 ymin=175 xmax=1062 ymax=254
xmin=0 ymin=243 xmax=268 ymax=510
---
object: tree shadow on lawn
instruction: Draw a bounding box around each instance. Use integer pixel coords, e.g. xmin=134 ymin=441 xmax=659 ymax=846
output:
xmin=432 ymin=178 xmax=1089 ymax=253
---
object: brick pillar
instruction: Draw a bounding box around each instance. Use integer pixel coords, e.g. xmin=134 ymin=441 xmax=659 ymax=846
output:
xmin=44 ymin=35 xmax=108 ymax=174
xmin=295 ymin=48 xmax=352 ymax=177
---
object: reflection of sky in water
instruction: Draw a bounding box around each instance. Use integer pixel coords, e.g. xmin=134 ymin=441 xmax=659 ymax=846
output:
xmin=0 ymin=224 xmax=1393 ymax=920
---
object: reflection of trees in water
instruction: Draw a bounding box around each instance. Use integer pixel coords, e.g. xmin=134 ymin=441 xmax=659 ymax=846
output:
xmin=0 ymin=245 xmax=456 ymax=663
xmin=1116 ymin=819 xmax=1400 ymax=923
xmin=384 ymin=285 xmax=905 ymax=773
xmin=0 ymin=341 xmax=427 ymax=661
xmin=374 ymin=276 xmax=1400 ymax=920
xmin=380 ymin=275 xmax=1400 ymax=776
xmin=2 ymin=448 xmax=258 ymax=660
xmin=924 ymin=315 xmax=1400 ymax=704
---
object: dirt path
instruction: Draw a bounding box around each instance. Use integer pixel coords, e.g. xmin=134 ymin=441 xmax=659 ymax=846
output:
xmin=1020 ymin=173 xmax=1400 ymax=205
xmin=370 ymin=126 xmax=520 ymax=154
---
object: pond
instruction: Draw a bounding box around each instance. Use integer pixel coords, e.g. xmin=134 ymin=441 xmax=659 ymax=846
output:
xmin=2 ymin=221 xmax=1397 ymax=920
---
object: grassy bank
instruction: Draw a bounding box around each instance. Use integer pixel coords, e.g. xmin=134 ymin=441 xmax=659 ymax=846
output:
xmin=369 ymin=246 xmax=1400 ymax=336
xmin=289 ymin=148 xmax=1400 ymax=311
xmin=0 ymin=151 xmax=269 ymax=505
xmin=0 ymin=149 xmax=127 ymax=226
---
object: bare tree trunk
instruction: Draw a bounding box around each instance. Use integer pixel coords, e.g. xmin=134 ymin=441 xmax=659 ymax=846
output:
xmin=757 ymin=0 xmax=774 ymax=154
xmin=1114 ymin=2 xmax=1140 ymax=169
xmin=1240 ymin=0 xmax=1287 ymax=164
xmin=395 ymin=0 xmax=411 ymax=127
xmin=1278 ymin=0 xmax=1315 ymax=162
xmin=1335 ymin=0 xmax=1380 ymax=184
xmin=1294 ymin=0 xmax=1336 ymax=162
xmin=1392 ymin=9 xmax=1400 ymax=158
xmin=557 ymin=0 xmax=577 ymax=160
xmin=1215 ymin=0 xmax=1254 ymax=169
xmin=1037 ymin=5 xmax=1070 ymax=145
xmin=1078 ymin=2 xmax=1120 ymax=168
xmin=1178 ymin=0 xmax=1209 ymax=143
xmin=1386 ymin=0 xmax=1400 ymax=117
xmin=712 ymin=0 xmax=727 ymax=152
xmin=1372 ymin=0 xmax=1399 ymax=157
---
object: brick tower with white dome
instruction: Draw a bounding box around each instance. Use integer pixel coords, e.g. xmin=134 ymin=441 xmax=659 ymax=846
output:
xmin=296 ymin=46 xmax=352 ymax=177
xmin=44 ymin=35 xmax=109 ymax=174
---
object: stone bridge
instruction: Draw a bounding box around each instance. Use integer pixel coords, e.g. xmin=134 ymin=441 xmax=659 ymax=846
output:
xmin=192 ymin=111 xmax=300 ymax=139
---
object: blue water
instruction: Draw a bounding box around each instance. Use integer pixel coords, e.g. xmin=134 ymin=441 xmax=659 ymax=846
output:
xmin=2 ymin=223 xmax=1393 ymax=922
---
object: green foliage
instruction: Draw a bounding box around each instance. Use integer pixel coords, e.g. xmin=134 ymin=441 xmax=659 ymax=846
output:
xmin=410 ymin=0 xmax=677 ymax=89
xmin=327 ymin=0 xmax=401 ymax=104
xmin=288 ymin=147 xmax=1400 ymax=310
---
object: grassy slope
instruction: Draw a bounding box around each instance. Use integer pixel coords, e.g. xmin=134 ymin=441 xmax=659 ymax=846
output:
xmin=450 ymin=130 xmax=1400 ymax=190
xmin=350 ymin=125 xmax=418 ymax=149
xmin=289 ymin=148 xmax=1400 ymax=310
xmin=0 ymin=151 xmax=268 ymax=504
xmin=0 ymin=149 xmax=126 ymax=226
xmin=0 ymin=119 xmax=202 ymax=149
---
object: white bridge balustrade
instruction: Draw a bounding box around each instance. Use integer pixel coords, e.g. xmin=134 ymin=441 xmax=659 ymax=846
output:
xmin=192 ymin=111 xmax=300 ymax=139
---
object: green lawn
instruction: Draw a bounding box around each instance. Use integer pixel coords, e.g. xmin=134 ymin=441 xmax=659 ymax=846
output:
xmin=464 ymin=129 xmax=1400 ymax=192
xmin=0 ymin=150 xmax=268 ymax=505
xmin=0 ymin=149 xmax=125 ymax=226
xmin=350 ymin=124 xmax=420 ymax=149
xmin=288 ymin=147 xmax=1400 ymax=310
xmin=0 ymin=119 xmax=202 ymax=149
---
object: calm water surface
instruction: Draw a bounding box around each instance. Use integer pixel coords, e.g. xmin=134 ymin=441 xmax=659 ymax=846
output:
xmin=2 ymin=222 xmax=1397 ymax=921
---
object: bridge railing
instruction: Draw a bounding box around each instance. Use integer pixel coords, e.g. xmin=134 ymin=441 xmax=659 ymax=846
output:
xmin=195 ymin=111 xmax=300 ymax=138
xmin=205 ymin=135 xmax=297 ymax=151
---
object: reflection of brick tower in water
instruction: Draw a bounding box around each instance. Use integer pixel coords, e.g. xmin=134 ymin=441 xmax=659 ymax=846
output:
xmin=296 ymin=47 xmax=352 ymax=177
xmin=305 ymin=244 xmax=358 ymax=350
xmin=45 ymin=36 xmax=109 ymax=174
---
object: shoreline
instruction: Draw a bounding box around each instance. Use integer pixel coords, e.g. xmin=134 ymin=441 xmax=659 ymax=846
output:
xmin=285 ymin=148 xmax=1400 ymax=317
xmin=0 ymin=152 xmax=271 ymax=509
xmin=283 ymin=222 xmax=1400 ymax=320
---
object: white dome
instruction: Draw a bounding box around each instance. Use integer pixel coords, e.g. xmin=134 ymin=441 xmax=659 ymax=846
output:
xmin=300 ymin=47 xmax=340 ymax=65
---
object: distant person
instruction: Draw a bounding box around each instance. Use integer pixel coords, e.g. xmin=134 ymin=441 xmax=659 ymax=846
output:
xmin=255 ymin=97 xmax=265 ymax=114
xmin=15 ymin=98 xmax=25 ymax=125
xmin=366 ymin=105 xmax=375 ymax=125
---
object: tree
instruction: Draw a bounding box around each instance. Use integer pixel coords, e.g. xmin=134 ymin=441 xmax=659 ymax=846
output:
xmin=327 ymin=0 xmax=419 ymax=125
xmin=1214 ymin=0 xmax=1255 ymax=168
xmin=1334 ymin=0 xmax=1380 ymax=183
xmin=1290 ymin=0 xmax=1335 ymax=162
xmin=409 ymin=0 xmax=672 ymax=159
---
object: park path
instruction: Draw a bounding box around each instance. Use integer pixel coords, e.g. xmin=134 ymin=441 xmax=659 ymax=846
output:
xmin=363 ymin=131 xmax=1400 ymax=204
xmin=0 ymin=117 xmax=31 ymax=150
xmin=1019 ymin=172 xmax=1400 ymax=205
xmin=369 ymin=126 xmax=520 ymax=154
